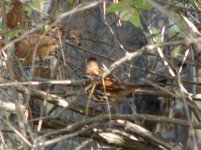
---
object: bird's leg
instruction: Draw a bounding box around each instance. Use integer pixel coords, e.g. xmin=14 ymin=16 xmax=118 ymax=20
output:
xmin=102 ymin=78 xmax=112 ymax=118
xmin=91 ymin=103 xmax=105 ymax=114
xmin=113 ymin=101 xmax=121 ymax=114
xmin=130 ymin=98 xmax=137 ymax=114
xmin=86 ymin=83 xmax=97 ymax=116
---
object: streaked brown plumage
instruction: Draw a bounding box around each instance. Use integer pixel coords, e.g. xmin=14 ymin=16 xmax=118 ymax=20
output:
xmin=85 ymin=57 xmax=151 ymax=105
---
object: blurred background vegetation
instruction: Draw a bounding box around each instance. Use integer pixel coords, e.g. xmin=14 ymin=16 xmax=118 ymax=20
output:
xmin=0 ymin=0 xmax=201 ymax=149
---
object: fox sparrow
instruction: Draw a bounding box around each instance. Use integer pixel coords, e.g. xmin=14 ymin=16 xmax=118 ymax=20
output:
xmin=85 ymin=57 xmax=151 ymax=105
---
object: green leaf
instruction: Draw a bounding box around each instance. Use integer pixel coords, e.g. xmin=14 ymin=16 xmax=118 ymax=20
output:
xmin=106 ymin=2 xmax=128 ymax=13
xmin=119 ymin=7 xmax=140 ymax=27
xmin=68 ymin=0 xmax=75 ymax=4
xmin=128 ymin=9 xmax=140 ymax=27
xmin=119 ymin=7 xmax=134 ymax=21
xmin=44 ymin=24 xmax=50 ymax=31
xmin=25 ymin=7 xmax=33 ymax=17
xmin=171 ymin=45 xmax=181 ymax=57
xmin=134 ymin=0 xmax=152 ymax=10
xmin=32 ymin=0 xmax=43 ymax=9
xmin=0 ymin=28 xmax=3 ymax=33
xmin=8 ymin=29 xmax=23 ymax=39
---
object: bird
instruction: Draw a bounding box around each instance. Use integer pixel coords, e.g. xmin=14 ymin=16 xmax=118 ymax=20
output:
xmin=85 ymin=57 xmax=152 ymax=105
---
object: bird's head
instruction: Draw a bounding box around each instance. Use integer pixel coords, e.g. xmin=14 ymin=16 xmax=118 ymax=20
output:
xmin=85 ymin=57 xmax=101 ymax=77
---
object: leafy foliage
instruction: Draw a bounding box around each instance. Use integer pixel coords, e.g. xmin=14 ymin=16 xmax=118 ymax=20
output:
xmin=0 ymin=0 xmax=201 ymax=149
xmin=107 ymin=0 xmax=152 ymax=27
